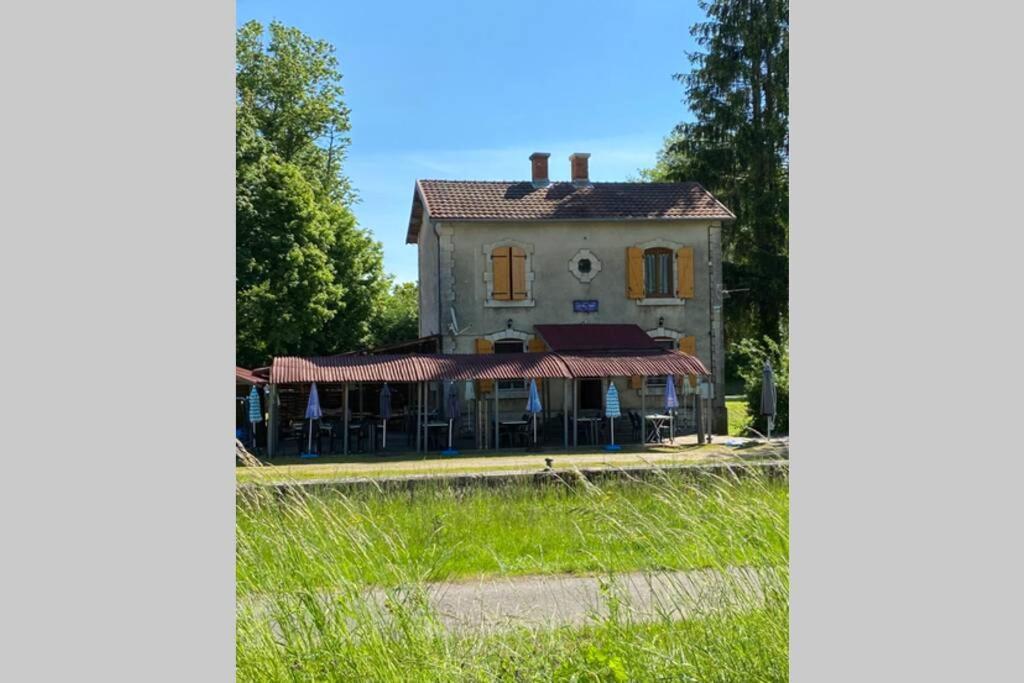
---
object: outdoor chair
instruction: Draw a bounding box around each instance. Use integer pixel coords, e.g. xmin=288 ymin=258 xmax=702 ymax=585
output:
xmin=280 ymin=420 xmax=305 ymax=455
xmin=628 ymin=411 xmax=642 ymax=442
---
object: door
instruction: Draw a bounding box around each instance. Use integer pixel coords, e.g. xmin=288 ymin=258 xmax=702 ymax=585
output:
xmin=579 ymin=379 xmax=603 ymax=411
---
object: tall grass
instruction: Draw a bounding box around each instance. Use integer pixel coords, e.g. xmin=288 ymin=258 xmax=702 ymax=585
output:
xmin=237 ymin=469 xmax=788 ymax=681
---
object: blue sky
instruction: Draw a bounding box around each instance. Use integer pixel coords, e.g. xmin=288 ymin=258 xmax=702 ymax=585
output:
xmin=237 ymin=0 xmax=703 ymax=283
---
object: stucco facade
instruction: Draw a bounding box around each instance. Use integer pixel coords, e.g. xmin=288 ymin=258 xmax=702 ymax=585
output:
xmin=415 ymin=212 xmax=728 ymax=431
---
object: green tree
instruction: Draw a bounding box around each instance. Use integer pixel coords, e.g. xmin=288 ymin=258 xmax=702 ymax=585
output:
xmin=371 ymin=282 xmax=420 ymax=348
xmin=236 ymin=21 xmax=388 ymax=367
xmin=652 ymin=0 xmax=789 ymax=343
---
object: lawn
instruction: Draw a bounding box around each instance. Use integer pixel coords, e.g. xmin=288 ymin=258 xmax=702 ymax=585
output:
xmin=237 ymin=471 xmax=789 ymax=681
xmin=727 ymin=397 xmax=752 ymax=436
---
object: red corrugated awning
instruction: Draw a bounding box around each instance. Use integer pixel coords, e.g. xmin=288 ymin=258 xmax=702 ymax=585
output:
xmin=269 ymin=350 xmax=708 ymax=385
xmin=236 ymin=366 xmax=265 ymax=385
xmin=557 ymin=351 xmax=709 ymax=378
xmin=534 ymin=324 xmax=660 ymax=352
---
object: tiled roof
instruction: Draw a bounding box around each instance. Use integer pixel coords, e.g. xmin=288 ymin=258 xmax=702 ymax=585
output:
xmin=406 ymin=180 xmax=734 ymax=242
xmin=534 ymin=324 xmax=661 ymax=352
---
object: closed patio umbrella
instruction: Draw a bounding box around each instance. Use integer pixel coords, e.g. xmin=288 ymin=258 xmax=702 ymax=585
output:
xmin=247 ymin=385 xmax=262 ymax=450
xmin=664 ymin=375 xmax=679 ymax=444
xmin=379 ymin=383 xmax=392 ymax=449
xmin=526 ymin=378 xmax=542 ymax=450
xmin=761 ymin=360 xmax=777 ymax=439
xmin=302 ymin=382 xmax=322 ymax=458
xmin=604 ymin=382 xmax=622 ymax=451
xmin=442 ymin=381 xmax=460 ymax=456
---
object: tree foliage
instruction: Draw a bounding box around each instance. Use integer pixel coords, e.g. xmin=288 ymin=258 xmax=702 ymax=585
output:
xmin=236 ymin=21 xmax=388 ymax=367
xmin=733 ymin=333 xmax=789 ymax=435
xmin=371 ymin=282 xmax=419 ymax=348
xmin=652 ymin=0 xmax=789 ymax=343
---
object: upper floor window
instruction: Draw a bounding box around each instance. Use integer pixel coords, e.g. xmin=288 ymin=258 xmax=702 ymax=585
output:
xmin=491 ymin=246 xmax=528 ymax=301
xmin=626 ymin=245 xmax=694 ymax=303
xmin=643 ymin=248 xmax=674 ymax=298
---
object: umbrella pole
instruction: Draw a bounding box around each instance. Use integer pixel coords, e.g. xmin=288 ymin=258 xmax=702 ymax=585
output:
xmin=383 ymin=420 xmax=387 ymax=449
xmin=610 ymin=417 xmax=614 ymax=445
xmin=448 ymin=418 xmax=453 ymax=449
xmin=533 ymin=413 xmax=537 ymax=445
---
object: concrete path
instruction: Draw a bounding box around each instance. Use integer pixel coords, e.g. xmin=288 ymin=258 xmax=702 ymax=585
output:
xmin=241 ymin=566 xmax=776 ymax=635
xmin=424 ymin=567 xmax=770 ymax=633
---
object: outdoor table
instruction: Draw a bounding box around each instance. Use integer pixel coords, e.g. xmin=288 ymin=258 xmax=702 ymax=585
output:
xmin=426 ymin=421 xmax=448 ymax=450
xmin=575 ymin=416 xmax=601 ymax=445
xmin=645 ymin=414 xmax=672 ymax=443
xmin=318 ymin=422 xmax=335 ymax=453
xmin=498 ymin=420 xmax=527 ymax=448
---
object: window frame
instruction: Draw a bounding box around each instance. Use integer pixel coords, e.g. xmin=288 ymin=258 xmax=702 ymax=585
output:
xmin=483 ymin=239 xmax=536 ymax=307
xmin=643 ymin=247 xmax=674 ymax=298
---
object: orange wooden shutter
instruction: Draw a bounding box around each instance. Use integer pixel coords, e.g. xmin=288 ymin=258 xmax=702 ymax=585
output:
xmin=678 ymin=336 xmax=697 ymax=356
xmin=491 ymin=247 xmax=511 ymax=301
xmin=676 ymin=247 xmax=694 ymax=298
xmin=475 ymin=338 xmax=494 ymax=393
xmin=510 ymin=247 xmax=528 ymax=300
xmin=626 ymin=247 xmax=644 ymax=299
xmin=527 ymin=336 xmax=546 ymax=389
xmin=629 ymin=375 xmax=643 ymax=390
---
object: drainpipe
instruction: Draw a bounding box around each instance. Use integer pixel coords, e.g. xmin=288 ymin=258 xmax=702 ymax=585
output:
xmin=434 ymin=221 xmax=444 ymax=352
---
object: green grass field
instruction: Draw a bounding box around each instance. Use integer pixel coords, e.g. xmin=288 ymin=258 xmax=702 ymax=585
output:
xmin=237 ymin=471 xmax=789 ymax=680
xmin=727 ymin=398 xmax=752 ymax=436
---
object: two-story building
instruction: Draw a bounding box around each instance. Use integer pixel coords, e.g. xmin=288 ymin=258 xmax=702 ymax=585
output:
xmin=407 ymin=152 xmax=734 ymax=431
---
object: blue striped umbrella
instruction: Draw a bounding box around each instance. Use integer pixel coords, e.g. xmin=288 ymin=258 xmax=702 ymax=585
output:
xmin=247 ymin=386 xmax=262 ymax=423
xmin=302 ymin=383 xmax=322 ymax=456
xmin=247 ymin=385 xmax=261 ymax=450
xmin=664 ymin=376 xmax=679 ymax=445
xmin=605 ymin=382 xmax=622 ymax=451
xmin=664 ymin=375 xmax=679 ymax=410
xmin=526 ymin=379 xmax=542 ymax=447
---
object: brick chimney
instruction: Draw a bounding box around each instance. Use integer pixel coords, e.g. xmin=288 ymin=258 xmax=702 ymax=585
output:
xmin=569 ymin=153 xmax=591 ymax=185
xmin=530 ymin=152 xmax=550 ymax=186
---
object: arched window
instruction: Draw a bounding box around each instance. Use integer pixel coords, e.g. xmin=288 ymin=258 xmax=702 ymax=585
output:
xmin=490 ymin=246 xmax=528 ymax=301
xmin=643 ymin=248 xmax=673 ymax=298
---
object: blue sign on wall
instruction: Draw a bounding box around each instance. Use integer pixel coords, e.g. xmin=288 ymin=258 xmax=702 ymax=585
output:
xmin=573 ymin=299 xmax=599 ymax=313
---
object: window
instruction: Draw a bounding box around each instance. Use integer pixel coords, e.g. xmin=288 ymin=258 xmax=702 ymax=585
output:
xmin=491 ymin=246 xmax=528 ymax=301
xmin=577 ymin=258 xmax=592 ymax=274
xmin=494 ymin=338 xmax=526 ymax=390
xmin=643 ymin=248 xmax=673 ymax=298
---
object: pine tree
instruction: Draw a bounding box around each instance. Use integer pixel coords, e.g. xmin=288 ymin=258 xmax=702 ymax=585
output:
xmin=658 ymin=0 xmax=789 ymax=342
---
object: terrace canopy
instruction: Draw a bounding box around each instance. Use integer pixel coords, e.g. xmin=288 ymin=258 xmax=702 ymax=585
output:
xmin=265 ymin=349 xmax=709 ymax=457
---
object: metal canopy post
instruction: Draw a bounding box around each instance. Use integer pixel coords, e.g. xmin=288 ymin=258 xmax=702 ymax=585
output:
xmin=342 ymin=382 xmax=349 ymax=455
xmin=572 ymin=379 xmax=578 ymax=448
xmin=415 ymin=381 xmax=422 ymax=453
xmin=563 ymin=378 xmax=569 ymax=449
xmin=267 ymin=383 xmax=278 ymax=458
xmin=640 ymin=377 xmax=647 ymax=444
xmin=493 ymin=381 xmax=500 ymax=449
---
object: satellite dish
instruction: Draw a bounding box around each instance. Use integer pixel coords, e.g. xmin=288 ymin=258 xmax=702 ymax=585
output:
xmin=448 ymin=306 xmax=469 ymax=337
